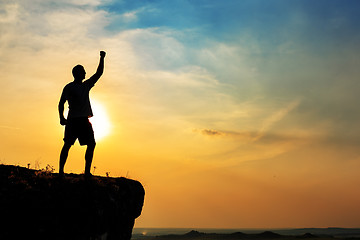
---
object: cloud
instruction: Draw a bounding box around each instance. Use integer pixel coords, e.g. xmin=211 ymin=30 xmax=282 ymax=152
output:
xmin=118 ymin=6 xmax=155 ymax=23
xmin=121 ymin=10 xmax=138 ymax=22
xmin=0 ymin=3 xmax=18 ymax=23
xmin=0 ymin=125 xmax=20 ymax=130
xmin=193 ymin=98 xmax=302 ymax=143
xmin=255 ymin=98 xmax=302 ymax=141
xmin=195 ymin=128 xmax=248 ymax=138
xmin=113 ymin=27 xmax=187 ymax=71
xmin=199 ymin=129 xmax=224 ymax=136
xmin=66 ymin=0 xmax=104 ymax=6
xmin=194 ymin=127 xmax=308 ymax=144
xmin=0 ymin=1 xmax=111 ymax=57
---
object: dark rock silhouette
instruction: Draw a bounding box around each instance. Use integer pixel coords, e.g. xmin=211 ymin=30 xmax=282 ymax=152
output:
xmin=0 ymin=164 xmax=144 ymax=240
xmin=184 ymin=230 xmax=205 ymax=237
xmin=257 ymin=231 xmax=282 ymax=238
xmin=298 ymin=233 xmax=318 ymax=238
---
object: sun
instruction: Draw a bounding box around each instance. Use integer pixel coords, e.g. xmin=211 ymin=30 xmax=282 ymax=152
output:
xmin=89 ymin=100 xmax=111 ymax=141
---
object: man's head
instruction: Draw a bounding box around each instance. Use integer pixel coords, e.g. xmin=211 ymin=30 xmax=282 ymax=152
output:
xmin=72 ymin=65 xmax=86 ymax=80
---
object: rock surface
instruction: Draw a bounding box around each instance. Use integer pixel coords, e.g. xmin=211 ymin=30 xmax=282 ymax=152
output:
xmin=0 ymin=164 xmax=145 ymax=240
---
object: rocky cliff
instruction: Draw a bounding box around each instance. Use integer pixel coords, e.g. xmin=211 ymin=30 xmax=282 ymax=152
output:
xmin=0 ymin=164 xmax=145 ymax=240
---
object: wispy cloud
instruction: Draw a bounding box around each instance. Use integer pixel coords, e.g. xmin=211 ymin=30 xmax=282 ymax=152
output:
xmin=194 ymin=127 xmax=309 ymax=144
xmin=254 ymin=98 xmax=302 ymax=141
xmin=0 ymin=125 xmax=20 ymax=130
xmin=121 ymin=10 xmax=138 ymax=22
xmin=119 ymin=6 xmax=153 ymax=23
xmin=197 ymin=129 xmax=224 ymax=137
xmin=194 ymin=98 xmax=303 ymax=144
xmin=0 ymin=4 xmax=18 ymax=23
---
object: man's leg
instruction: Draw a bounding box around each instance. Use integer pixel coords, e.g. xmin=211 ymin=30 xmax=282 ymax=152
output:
xmin=59 ymin=142 xmax=72 ymax=176
xmin=85 ymin=142 xmax=96 ymax=176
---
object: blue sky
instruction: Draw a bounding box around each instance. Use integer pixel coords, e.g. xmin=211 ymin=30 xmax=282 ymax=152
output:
xmin=102 ymin=0 xmax=360 ymax=45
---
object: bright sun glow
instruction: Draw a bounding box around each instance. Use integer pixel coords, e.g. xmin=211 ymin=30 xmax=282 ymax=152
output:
xmin=89 ymin=100 xmax=111 ymax=141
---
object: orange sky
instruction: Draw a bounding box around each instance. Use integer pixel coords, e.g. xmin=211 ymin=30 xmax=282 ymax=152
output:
xmin=1 ymin=0 xmax=360 ymax=228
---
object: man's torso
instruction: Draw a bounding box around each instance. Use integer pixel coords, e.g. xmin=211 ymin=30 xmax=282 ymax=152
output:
xmin=62 ymin=80 xmax=95 ymax=119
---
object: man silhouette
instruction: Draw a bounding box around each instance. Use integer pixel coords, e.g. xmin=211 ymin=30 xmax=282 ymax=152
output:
xmin=58 ymin=51 xmax=106 ymax=178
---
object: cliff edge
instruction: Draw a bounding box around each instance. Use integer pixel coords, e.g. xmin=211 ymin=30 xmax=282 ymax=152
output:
xmin=0 ymin=164 xmax=145 ymax=240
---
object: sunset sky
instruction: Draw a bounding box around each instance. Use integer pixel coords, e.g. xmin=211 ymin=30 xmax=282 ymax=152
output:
xmin=1 ymin=0 xmax=360 ymax=229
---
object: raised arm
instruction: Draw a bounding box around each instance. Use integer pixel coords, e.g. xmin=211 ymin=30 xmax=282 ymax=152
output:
xmin=87 ymin=51 xmax=106 ymax=85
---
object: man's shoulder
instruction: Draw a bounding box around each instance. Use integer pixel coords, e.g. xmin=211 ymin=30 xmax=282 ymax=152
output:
xmin=65 ymin=81 xmax=83 ymax=89
xmin=64 ymin=81 xmax=75 ymax=88
xmin=62 ymin=82 xmax=78 ymax=95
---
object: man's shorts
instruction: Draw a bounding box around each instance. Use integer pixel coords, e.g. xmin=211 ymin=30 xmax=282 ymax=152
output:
xmin=63 ymin=117 xmax=96 ymax=146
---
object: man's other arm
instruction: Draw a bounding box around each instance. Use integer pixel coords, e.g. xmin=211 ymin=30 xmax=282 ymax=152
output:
xmin=58 ymin=94 xmax=67 ymax=126
xmin=87 ymin=51 xmax=106 ymax=85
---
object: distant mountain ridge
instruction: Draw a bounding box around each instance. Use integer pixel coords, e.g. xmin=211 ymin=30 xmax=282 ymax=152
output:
xmin=132 ymin=228 xmax=360 ymax=240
